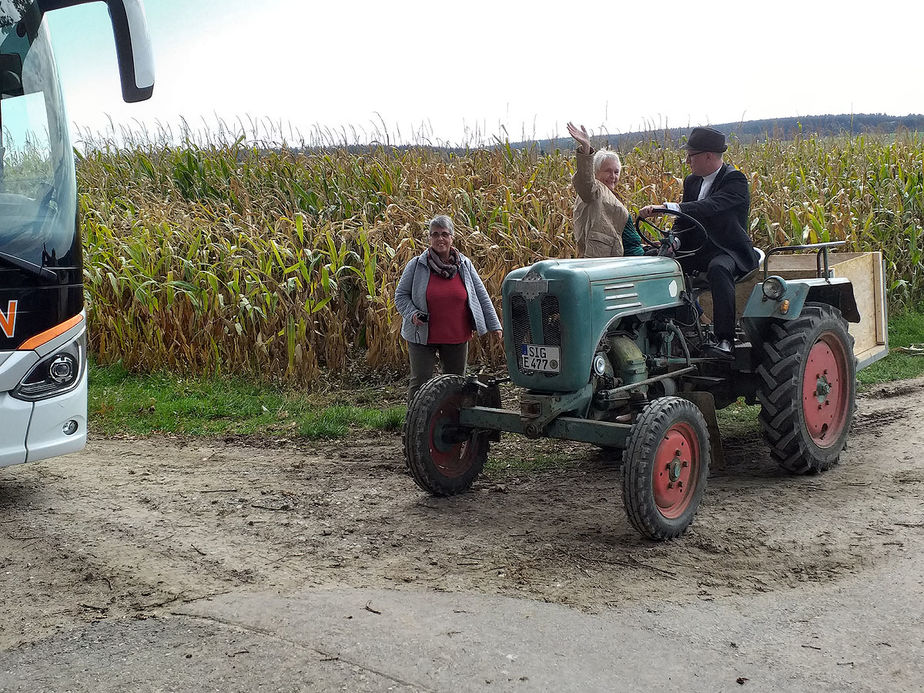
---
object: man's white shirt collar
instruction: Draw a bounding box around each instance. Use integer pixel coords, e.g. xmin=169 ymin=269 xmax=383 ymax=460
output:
xmin=698 ymin=165 xmax=722 ymax=200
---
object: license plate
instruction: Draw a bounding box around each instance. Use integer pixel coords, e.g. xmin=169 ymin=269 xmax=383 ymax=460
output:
xmin=519 ymin=344 xmax=560 ymax=373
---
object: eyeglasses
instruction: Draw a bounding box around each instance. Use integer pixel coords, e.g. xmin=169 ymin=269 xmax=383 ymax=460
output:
xmin=430 ymin=231 xmax=452 ymax=238
xmin=685 ymin=151 xmax=707 ymax=160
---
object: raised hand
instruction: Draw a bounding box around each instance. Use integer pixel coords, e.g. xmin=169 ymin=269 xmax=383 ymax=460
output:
xmin=567 ymin=122 xmax=592 ymax=153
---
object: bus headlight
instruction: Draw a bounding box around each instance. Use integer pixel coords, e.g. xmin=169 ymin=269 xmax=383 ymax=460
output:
xmin=762 ymin=275 xmax=787 ymax=301
xmin=12 ymin=335 xmax=85 ymax=401
xmin=49 ymin=354 xmax=76 ymax=383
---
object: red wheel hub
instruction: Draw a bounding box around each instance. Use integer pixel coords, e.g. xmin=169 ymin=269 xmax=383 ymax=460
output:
xmin=802 ymin=332 xmax=850 ymax=447
xmin=652 ymin=422 xmax=700 ymax=519
xmin=428 ymin=393 xmax=478 ymax=478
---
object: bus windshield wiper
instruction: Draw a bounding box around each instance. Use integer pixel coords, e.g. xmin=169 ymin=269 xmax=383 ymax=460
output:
xmin=0 ymin=251 xmax=57 ymax=282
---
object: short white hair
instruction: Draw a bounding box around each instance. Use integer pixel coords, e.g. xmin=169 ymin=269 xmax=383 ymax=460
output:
xmin=592 ymin=149 xmax=621 ymax=175
xmin=428 ymin=215 xmax=455 ymax=235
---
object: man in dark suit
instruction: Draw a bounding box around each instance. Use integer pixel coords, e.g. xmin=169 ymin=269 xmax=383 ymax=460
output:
xmin=639 ymin=126 xmax=759 ymax=357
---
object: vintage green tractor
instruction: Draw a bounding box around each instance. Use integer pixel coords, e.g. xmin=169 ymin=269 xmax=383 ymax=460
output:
xmin=403 ymin=211 xmax=887 ymax=540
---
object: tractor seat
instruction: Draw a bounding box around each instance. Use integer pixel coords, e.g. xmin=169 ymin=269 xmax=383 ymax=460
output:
xmin=689 ymin=248 xmax=765 ymax=291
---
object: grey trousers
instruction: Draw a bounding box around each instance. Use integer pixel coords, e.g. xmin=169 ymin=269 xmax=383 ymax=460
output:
xmin=407 ymin=341 xmax=469 ymax=402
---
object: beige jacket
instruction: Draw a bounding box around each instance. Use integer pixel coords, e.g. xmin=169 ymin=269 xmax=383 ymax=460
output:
xmin=572 ymin=149 xmax=628 ymax=257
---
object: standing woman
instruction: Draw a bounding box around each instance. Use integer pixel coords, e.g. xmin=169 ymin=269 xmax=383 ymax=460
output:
xmin=395 ymin=215 xmax=503 ymax=402
xmin=567 ymin=122 xmax=644 ymax=257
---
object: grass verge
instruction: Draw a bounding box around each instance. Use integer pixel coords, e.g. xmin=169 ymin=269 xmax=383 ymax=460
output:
xmin=88 ymin=363 xmax=404 ymax=438
xmin=857 ymin=309 xmax=924 ymax=385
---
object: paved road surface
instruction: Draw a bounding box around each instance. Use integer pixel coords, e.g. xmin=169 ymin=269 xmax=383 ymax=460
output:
xmin=3 ymin=552 xmax=921 ymax=692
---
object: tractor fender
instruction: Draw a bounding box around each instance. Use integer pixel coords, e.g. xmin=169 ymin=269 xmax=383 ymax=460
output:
xmin=742 ymin=277 xmax=860 ymax=323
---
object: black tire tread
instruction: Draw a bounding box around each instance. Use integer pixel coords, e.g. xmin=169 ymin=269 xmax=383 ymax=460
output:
xmin=404 ymin=375 xmax=487 ymax=495
xmin=755 ymin=303 xmax=857 ymax=475
xmin=622 ymin=397 xmax=711 ymax=541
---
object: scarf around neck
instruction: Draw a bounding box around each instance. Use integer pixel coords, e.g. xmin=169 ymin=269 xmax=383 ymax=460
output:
xmin=427 ymin=247 xmax=461 ymax=279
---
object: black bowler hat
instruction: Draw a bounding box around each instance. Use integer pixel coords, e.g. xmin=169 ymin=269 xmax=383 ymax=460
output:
xmin=683 ymin=126 xmax=728 ymax=153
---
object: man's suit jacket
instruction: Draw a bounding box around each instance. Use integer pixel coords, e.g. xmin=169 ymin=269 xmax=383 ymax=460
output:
xmin=675 ymin=163 xmax=758 ymax=275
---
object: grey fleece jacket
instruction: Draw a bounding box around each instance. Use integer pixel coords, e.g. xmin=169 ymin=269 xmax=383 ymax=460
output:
xmin=394 ymin=250 xmax=502 ymax=345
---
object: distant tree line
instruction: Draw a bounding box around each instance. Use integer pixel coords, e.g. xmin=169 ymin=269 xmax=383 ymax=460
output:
xmin=532 ymin=113 xmax=924 ymax=153
xmin=270 ymin=113 xmax=924 ymax=158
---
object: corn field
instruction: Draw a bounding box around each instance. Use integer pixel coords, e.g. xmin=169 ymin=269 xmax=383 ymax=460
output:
xmin=76 ymin=129 xmax=924 ymax=384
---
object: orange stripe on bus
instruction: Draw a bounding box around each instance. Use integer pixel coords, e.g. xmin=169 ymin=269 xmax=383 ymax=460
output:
xmin=18 ymin=314 xmax=84 ymax=351
xmin=0 ymin=300 xmax=16 ymax=338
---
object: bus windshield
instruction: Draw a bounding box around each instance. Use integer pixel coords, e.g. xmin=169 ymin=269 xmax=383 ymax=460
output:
xmin=0 ymin=2 xmax=77 ymax=280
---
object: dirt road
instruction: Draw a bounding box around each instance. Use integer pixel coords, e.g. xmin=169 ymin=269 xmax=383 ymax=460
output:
xmin=2 ymin=378 xmax=923 ymax=688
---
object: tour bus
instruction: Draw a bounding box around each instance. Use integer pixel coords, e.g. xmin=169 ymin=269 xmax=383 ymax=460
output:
xmin=0 ymin=0 xmax=153 ymax=467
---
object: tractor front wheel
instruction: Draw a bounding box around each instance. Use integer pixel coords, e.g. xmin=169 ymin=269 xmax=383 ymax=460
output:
xmin=404 ymin=375 xmax=488 ymax=495
xmin=622 ymin=397 xmax=710 ymax=540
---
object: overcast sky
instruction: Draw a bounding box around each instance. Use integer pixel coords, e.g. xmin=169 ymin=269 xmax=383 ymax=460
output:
xmin=45 ymin=0 xmax=924 ymax=146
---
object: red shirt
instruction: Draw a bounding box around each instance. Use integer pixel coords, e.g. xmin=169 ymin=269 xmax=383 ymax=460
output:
xmin=426 ymin=273 xmax=472 ymax=344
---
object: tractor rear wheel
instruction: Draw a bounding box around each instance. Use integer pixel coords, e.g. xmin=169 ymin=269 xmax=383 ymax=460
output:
xmin=404 ymin=374 xmax=488 ymax=495
xmin=756 ymin=302 xmax=856 ymax=474
xmin=622 ymin=397 xmax=710 ymax=540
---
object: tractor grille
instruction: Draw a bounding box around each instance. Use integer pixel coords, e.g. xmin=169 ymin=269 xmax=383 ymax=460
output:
xmin=510 ymin=292 xmax=560 ymax=377
xmin=510 ymin=294 xmax=532 ymax=346
xmin=541 ymin=295 xmax=561 ymax=346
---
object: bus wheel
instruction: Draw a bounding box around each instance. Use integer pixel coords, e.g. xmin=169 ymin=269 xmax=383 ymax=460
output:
xmin=404 ymin=375 xmax=488 ymax=495
xmin=757 ymin=303 xmax=856 ymax=474
xmin=622 ymin=397 xmax=710 ymax=540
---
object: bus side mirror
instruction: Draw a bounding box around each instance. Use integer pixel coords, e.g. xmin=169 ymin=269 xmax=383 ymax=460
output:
xmin=37 ymin=0 xmax=154 ymax=103
xmin=103 ymin=0 xmax=155 ymax=102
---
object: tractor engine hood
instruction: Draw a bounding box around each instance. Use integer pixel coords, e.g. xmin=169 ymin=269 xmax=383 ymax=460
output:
xmin=501 ymin=256 xmax=685 ymax=393
xmin=508 ymin=256 xmax=682 ymax=285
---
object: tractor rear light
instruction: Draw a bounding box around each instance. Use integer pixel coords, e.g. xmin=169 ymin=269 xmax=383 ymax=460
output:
xmin=779 ymin=299 xmax=791 ymax=315
xmin=762 ymin=275 xmax=787 ymax=301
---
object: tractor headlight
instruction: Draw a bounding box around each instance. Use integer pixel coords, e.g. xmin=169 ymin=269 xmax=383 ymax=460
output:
xmin=593 ymin=353 xmax=607 ymax=376
xmin=762 ymin=275 xmax=787 ymax=301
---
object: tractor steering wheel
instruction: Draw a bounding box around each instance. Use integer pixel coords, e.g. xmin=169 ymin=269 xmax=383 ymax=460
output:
xmin=635 ymin=208 xmax=708 ymax=257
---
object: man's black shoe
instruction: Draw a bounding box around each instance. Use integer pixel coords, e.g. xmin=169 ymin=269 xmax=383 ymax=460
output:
xmin=705 ymin=339 xmax=734 ymax=359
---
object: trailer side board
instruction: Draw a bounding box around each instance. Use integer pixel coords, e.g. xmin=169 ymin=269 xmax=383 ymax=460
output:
xmin=698 ymin=251 xmax=888 ymax=369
